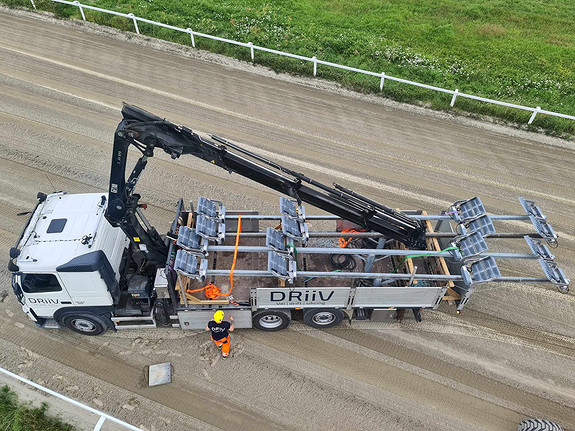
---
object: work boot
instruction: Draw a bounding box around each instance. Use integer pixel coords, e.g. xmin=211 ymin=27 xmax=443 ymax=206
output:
xmin=217 ymin=345 xmax=222 ymax=350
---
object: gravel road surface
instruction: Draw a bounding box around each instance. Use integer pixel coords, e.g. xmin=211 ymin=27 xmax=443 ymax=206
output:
xmin=0 ymin=7 xmax=574 ymax=431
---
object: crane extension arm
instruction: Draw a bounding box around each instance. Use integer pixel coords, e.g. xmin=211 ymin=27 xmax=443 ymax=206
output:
xmin=105 ymin=104 xmax=427 ymax=262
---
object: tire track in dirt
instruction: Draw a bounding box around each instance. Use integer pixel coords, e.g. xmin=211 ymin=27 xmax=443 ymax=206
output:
xmin=0 ymin=321 xmax=288 ymax=431
xmin=325 ymin=328 xmax=575 ymax=426
xmin=244 ymin=329 xmax=525 ymax=430
xmin=460 ymin=309 xmax=575 ymax=358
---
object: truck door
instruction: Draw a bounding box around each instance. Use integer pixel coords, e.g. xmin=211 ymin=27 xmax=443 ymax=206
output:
xmin=19 ymin=273 xmax=73 ymax=319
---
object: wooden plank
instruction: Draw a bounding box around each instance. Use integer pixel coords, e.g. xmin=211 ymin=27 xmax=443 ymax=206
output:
xmin=445 ymin=287 xmax=460 ymax=299
xmin=422 ymin=212 xmax=455 ymax=289
xmin=392 ymin=209 xmax=415 ymax=286
xmin=421 ymin=211 xmax=460 ymax=301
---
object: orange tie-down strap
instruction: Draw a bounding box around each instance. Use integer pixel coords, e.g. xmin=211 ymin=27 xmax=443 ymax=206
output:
xmin=338 ymin=228 xmax=366 ymax=248
xmin=186 ymin=215 xmax=242 ymax=300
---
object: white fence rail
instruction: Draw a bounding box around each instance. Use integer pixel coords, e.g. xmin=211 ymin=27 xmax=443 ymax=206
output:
xmin=28 ymin=0 xmax=575 ymax=126
xmin=0 ymin=366 xmax=142 ymax=431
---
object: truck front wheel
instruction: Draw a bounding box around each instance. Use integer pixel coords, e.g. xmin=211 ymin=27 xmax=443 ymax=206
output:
xmin=303 ymin=308 xmax=344 ymax=329
xmin=252 ymin=310 xmax=291 ymax=332
xmin=60 ymin=313 xmax=108 ymax=336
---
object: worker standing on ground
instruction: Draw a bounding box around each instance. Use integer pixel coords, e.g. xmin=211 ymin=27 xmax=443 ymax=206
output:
xmin=206 ymin=311 xmax=234 ymax=358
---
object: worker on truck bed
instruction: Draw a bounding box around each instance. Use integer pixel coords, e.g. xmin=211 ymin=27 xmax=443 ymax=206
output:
xmin=206 ymin=311 xmax=234 ymax=359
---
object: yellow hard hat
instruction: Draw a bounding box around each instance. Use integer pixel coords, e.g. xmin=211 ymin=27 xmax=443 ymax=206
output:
xmin=213 ymin=310 xmax=224 ymax=323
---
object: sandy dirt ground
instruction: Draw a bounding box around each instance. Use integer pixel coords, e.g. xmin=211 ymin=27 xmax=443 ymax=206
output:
xmin=0 ymin=7 xmax=574 ymax=431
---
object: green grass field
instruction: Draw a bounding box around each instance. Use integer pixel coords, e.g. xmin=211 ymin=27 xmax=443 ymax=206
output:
xmin=0 ymin=385 xmax=75 ymax=430
xmin=5 ymin=0 xmax=575 ymax=136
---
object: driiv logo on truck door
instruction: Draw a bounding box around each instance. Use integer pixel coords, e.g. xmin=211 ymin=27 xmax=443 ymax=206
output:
xmin=27 ymin=298 xmax=59 ymax=304
xmin=257 ymin=288 xmax=350 ymax=308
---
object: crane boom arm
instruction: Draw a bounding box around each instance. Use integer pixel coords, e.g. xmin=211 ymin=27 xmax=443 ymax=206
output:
xmin=105 ymin=104 xmax=427 ymax=261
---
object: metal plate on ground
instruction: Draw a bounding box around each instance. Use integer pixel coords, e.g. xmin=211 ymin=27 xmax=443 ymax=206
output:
xmin=148 ymin=362 xmax=171 ymax=386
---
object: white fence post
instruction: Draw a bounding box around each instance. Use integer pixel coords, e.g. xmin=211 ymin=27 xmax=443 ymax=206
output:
xmin=379 ymin=72 xmax=385 ymax=91
xmin=29 ymin=0 xmax=36 ymax=9
xmin=312 ymin=56 xmax=317 ymax=76
xmin=528 ymin=106 xmax=541 ymax=124
xmin=450 ymin=89 xmax=459 ymax=107
xmin=128 ymin=13 xmax=139 ymax=34
xmin=248 ymin=42 xmax=254 ymax=61
xmin=186 ymin=28 xmax=195 ymax=48
xmin=94 ymin=416 xmax=107 ymax=431
xmin=73 ymin=1 xmax=86 ymax=20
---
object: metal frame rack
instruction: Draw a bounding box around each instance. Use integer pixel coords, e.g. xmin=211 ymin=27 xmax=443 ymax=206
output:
xmin=169 ymin=196 xmax=569 ymax=313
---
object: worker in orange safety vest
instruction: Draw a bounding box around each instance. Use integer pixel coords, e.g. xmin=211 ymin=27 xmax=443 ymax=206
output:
xmin=206 ymin=310 xmax=234 ymax=358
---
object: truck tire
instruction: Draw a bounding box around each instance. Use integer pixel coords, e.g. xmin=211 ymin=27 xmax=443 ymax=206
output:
xmin=518 ymin=419 xmax=563 ymax=431
xmin=303 ymin=308 xmax=344 ymax=329
xmin=60 ymin=313 xmax=108 ymax=336
xmin=252 ymin=310 xmax=291 ymax=332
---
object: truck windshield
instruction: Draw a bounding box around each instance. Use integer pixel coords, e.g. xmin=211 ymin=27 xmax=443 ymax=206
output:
xmin=21 ymin=274 xmax=62 ymax=294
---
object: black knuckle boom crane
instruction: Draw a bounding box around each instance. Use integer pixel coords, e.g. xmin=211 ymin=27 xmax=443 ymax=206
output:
xmin=107 ymin=104 xmax=427 ymax=258
xmin=8 ymin=104 xmax=569 ymax=335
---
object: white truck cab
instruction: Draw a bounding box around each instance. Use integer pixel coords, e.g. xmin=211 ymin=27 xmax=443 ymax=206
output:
xmin=10 ymin=192 xmax=129 ymax=333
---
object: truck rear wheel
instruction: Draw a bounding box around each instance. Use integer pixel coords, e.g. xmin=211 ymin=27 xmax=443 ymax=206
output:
xmin=518 ymin=419 xmax=563 ymax=431
xmin=252 ymin=310 xmax=291 ymax=332
xmin=303 ymin=308 xmax=344 ymax=329
xmin=61 ymin=313 xmax=108 ymax=336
